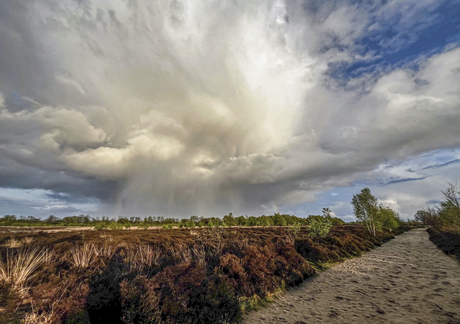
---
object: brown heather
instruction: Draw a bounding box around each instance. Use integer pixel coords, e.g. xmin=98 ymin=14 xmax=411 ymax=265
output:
xmin=427 ymin=226 xmax=460 ymax=261
xmin=0 ymin=225 xmax=412 ymax=323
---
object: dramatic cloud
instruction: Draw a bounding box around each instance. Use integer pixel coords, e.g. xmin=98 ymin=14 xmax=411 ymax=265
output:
xmin=0 ymin=0 xmax=459 ymax=218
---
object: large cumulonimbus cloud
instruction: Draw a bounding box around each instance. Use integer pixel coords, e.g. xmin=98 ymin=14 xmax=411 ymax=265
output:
xmin=0 ymin=0 xmax=459 ymax=217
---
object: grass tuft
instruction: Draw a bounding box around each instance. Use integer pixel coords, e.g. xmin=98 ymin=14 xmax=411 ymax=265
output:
xmin=0 ymin=247 xmax=50 ymax=287
xmin=70 ymin=243 xmax=96 ymax=269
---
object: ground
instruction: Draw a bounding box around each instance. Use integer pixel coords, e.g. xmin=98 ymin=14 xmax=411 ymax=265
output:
xmin=243 ymin=228 xmax=460 ymax=324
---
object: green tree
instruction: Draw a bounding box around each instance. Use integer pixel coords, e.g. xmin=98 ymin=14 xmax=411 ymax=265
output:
xmin=330 ymin=217 xmax=345 ymax=226
xmin=236 ymin=216 xmax=246 ymax=226
xmin=273 ymin=213 xmax=286 ymax=226
xmin=414 ymin=207 xmax=441 ymax=225
xmin=376 ymin=205 xmax=399 ymax=231
xmin=138 ymin=222 xmax=150 ymax=230
xmin=351 ymin=188 xmax=379 ymax=236
xmin=439 ymin=183 xmax=460 ymax=226
xmin=109 ymin=221 xmax=122 ymax=230
xmin=223 ymin=213 xmax=236 ymax=226
xmin=260 ymin=216 xmax=271 ymax=227
xmin=322 ymin=208 xmax=332 ymax=219
xmin=45 ymin=215 xmax=59 ymax=224
xmin=307 ymin=216 xmax=332 ymax=239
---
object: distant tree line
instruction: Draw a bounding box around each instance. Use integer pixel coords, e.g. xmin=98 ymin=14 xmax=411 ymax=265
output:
xmin=0 ymin=211 xmax=345 ymax=229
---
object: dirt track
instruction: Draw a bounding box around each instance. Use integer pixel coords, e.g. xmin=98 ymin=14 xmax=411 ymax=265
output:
xmin=243 ymin=228 xmax=460 ymax=324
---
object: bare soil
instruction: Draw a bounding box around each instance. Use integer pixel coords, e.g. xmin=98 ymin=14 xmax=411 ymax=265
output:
xmin=243 ymin=228 xmax=460 ymax=324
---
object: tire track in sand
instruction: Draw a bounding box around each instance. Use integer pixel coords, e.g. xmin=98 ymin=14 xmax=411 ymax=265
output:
xmin=243 ymin=228 xmax=460 ymax=324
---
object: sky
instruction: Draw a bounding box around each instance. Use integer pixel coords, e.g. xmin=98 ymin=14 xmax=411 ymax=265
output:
xmin=0 ymin=0 xmax=459 ymax=220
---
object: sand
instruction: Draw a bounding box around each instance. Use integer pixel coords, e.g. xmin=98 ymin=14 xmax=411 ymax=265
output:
xmin=243 ymin=228 xmax=460 ymax=324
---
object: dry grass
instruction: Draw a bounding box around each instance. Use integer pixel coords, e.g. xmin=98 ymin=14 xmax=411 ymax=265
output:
xmin=122 ymin=244 xmax=163 ymax=274
xmin=93 ymin=243 xmax=115 ymax=260
xmin=22 ymin=237 xmax=34 ymax=245
xmin=3 ymin=238 xmax=22 ymax=248
xmin=70 ymin=243 xmax=96 ymax=269
xmin=135 ymin=245 xmax=161 ymax=267
xmin=100 ymin=234 xmax=113 ymax=241
xmin=21 ymin=310 xmax=54 ymax=324
xmin=191 ymin=246 xmax=206 ymax=267
xmin=0 ymin=247 xmax=50 ymax=287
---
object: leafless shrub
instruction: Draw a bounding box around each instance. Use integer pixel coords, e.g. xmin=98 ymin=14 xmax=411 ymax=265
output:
xmin=0 ymin=247 xmax=50 ymax=287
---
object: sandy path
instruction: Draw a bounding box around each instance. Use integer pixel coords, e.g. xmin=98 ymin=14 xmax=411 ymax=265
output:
xmin=243 ymin=228 xmax=460 ymax=324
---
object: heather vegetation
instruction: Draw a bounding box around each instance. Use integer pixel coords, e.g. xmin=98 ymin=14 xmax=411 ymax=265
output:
xmin=0 ymin=223 xmax=414 ymax=323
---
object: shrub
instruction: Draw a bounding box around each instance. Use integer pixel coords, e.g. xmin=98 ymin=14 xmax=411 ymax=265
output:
xmin=94 ymin=223 xmax=105 ymax=231
xmin=330 ymin=217 xmax=345 ymax=226
xmin=307 ymin=217 xmax=332 ymax=239
xmin=138 ymin=223 xmax=150 ymax=230
xmin=109 ymin=222 xmax=123 ymax=230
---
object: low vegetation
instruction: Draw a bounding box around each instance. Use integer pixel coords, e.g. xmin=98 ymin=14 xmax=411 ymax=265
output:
xmin=0 ymin=187 xmax=419 ymax=323
xmin=0 ymin=247 xmax=49 ymax=287
xmin=0 ymin=222 xmax=414 ymax=323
